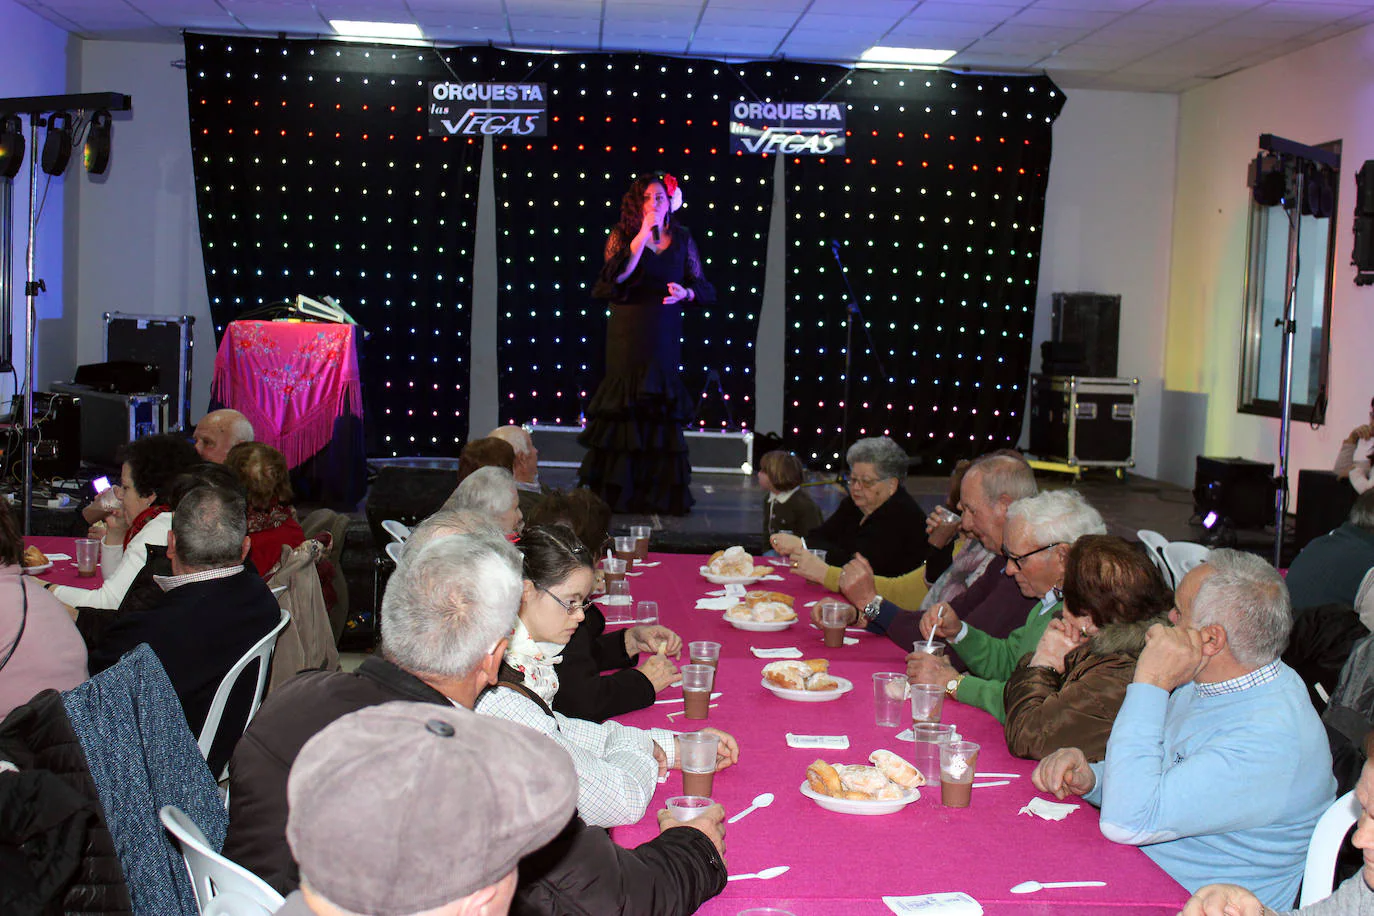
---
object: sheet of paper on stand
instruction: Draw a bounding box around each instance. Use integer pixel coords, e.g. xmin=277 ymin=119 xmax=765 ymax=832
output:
xmin=1020 ymin=797 xmax=1081 ymax=820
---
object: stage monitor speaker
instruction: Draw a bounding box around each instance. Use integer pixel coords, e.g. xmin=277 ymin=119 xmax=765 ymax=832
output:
xmin=364 ymin=466 xmax=458 ymax=548
xmin=1193 ymin=456 xmax=1274 ymax=530
xmin=1295 ymin=469 xmax=1358 ymax=553
xmin=1052 ymin=292 xmax=1120 ymax=379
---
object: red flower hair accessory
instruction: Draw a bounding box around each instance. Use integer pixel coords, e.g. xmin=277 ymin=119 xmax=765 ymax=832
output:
xmin=661 ymin=173 xmax=683 ymax=211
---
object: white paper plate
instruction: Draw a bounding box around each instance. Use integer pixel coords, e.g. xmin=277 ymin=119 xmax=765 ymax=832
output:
xmin=21 ymin=562 xmax=53 ymax=576
xmin=799 ymin=780 xmax=920 ymax=815
xmin=761 ymin=675 xmax=852 ymax=702
xmin=699 ymin=567 xmax=767 ymax=586
xmin=726 ymin=614 xmax=796 ymax=632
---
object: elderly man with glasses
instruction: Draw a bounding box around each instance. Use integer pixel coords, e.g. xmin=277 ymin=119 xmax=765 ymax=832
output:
xmin=907 ymin=489 xmax=1107 ymax=723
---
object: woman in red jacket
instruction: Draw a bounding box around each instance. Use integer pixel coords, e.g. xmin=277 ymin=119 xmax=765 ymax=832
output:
xmin=225 ymin=441 xmax=304 ymax=577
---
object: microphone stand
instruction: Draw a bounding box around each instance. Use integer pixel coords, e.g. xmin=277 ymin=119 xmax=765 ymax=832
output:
xmin=829 ymin=241 xmax=886 ymax=466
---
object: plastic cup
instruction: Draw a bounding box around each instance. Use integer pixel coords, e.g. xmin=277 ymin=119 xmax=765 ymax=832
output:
xmin=819 ymin=600 xmax=850 ymax=648
xmin=635 ymin=600 xmax=658 ymax=624
xmin=666 ymin=795 xmax=714 ymax=822
xmin=872 ymin=672 xmax=908 ymax=727
xmin=688 ymin=640 xmax=721 ymax=669
xmin=604 ymin=556 xmax=627 ymax=584
xmin=913 ymin=638 xmax=947 ymax=659
xmin=935 ymin=505 xmax=961 ymax=524
xmin=910 ymin=683 xmax=945 ymax=725
xmin=912 ymin=722 xmax=955 ymax=786
xmin=631 ymin=525 xmax=651 ymax=560
xmin=602 ymin=579 xmax=633 ymax=620
xmin=679 ymin=731 xmax=720 ymax=795
xmin=940 ymin=740 xmax=980 ymax=808
xmin=811 ymin=548 xmax=827 ymax=565
xmin=614 ymin=536 xmax=637 ymax=573
xmin=75 ymin=538 xmax=100 ymax=577
xmin=681 ymin=664 xmax=715 ymax=720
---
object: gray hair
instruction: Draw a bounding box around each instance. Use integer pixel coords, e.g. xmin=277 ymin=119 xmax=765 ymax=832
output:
xmin=380 ymin=530 xmax=523 ymax=678
xmin=488 ymin=425 xmax=534 ymax=456
xmin=845 ymin=436 xmax=909 ymax=482
xmin=968 ymin=452 xmax=1038 ymax=504
xmin=401 ymin=509 xmax=500 ymax=567
xmin=1349 ymin=488 xmax=1374 ymax=531
xmin=1005 ymin=489 xmax=1106 ymax=545
xmin=444 ymin=466 xmax=518 ymax=517
xmin=1191 ymin=548 xmax=1292 ymax=668
xmin=172 ymin=485 xmax=247 ymax=569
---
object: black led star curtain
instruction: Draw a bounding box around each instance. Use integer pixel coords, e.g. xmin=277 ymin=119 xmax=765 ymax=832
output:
xmin=782 ymin=69 xmax=1064 ymax=472
xmin=186 ymin=35 xmax=488 ymax=456
xmin=486 ymin=53 xmax=772 ymax=431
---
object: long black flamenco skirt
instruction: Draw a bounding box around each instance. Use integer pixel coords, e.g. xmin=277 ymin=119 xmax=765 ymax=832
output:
xmin=578 ymin=360 xmax=695 ymax=515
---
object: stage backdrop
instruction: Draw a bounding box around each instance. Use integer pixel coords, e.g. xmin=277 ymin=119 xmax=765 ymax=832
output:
xmin=186 ymin=36 xmax=487 ymax=456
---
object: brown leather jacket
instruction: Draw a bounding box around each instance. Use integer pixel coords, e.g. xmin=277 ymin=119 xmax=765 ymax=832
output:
xmin=1003 ymin=614 xmax=1166 ymax=762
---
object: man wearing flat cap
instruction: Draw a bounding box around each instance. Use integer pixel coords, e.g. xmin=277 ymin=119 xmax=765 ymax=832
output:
xmin=277 ymin=701 xmax=579 ymax=916
xmin=225 ymin=528 xmax=726 ymax=915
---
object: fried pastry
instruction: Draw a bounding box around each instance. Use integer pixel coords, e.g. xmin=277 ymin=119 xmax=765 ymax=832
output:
xmin=870 ymin=749 xmax=925 ymax=788
xmin=806 ymin=760 xmax=842 ymax=796
xmin=21 ymin=546 xmax=47 ymax=568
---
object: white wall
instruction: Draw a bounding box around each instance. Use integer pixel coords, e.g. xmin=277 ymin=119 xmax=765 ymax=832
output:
xmin=0 ymin=0 xmax=69 ymax=404
xmin=65 ymin=39 xmax=212 ymax=422
xmin=1165 ymin=23 xmax=1374 ymax=487
xmin=1031 ymin=88 xmax=1180 ymax=480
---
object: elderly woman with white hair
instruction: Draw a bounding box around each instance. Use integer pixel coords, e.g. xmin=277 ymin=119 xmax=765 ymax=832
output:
xmin=443 ymin=465 xmax=522 ymax=536
xmin=909 ymin=488 xmax=1108 ymax=723
xmin=771 ymin=436 xmax=928 ymax=581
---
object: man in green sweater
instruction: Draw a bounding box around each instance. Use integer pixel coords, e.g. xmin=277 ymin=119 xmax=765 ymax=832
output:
xmin=906 ymin=489 xmax=1106 ymax=722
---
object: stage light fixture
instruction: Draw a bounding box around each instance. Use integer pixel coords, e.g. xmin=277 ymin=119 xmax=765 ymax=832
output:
xmin=40 ymin=111 xmax=72 ymax=176
xmin=0 ymin=114 xmax=23 ymax=180
xmin=84 ymin=109 xmax=111 ymax=175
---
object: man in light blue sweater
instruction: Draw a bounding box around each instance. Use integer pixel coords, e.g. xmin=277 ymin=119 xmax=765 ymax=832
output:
xmin=1033 ymin=549 xmax=1335 ymax=910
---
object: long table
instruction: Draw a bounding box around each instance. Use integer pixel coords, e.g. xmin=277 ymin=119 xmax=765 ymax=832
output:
xmin=608 ymin=553 xmax=1189 ymax=916
xmin=27 ymin=535 xmax=104 ymax=589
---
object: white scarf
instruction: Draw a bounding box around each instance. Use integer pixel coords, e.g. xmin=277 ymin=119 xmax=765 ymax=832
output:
xmin=503 ymin=618 xmax=565 ymax=705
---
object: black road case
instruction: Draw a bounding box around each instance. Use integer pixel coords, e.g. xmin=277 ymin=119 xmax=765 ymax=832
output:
xmin=1029 ymin=374 xmax=1138 ymax=469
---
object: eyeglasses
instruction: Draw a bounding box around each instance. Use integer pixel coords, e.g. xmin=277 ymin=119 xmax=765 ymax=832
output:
xmin=847 ymin=475 xmax=891 ymax=490
xmin=1001 ymin=542 xmax=1062 ymax=569
xmin=539 ymin=585 xmax=587 ymax=616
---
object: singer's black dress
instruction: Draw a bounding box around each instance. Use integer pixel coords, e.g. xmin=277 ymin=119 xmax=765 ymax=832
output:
xmin=578 ymin=224 xmax=715 ymax=515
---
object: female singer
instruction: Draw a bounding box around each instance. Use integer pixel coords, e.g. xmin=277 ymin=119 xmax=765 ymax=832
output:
xmin=578 ymin=172 xmax=715 ymax=515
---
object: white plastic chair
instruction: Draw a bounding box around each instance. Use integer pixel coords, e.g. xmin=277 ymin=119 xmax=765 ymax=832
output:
xmin=1163 ymin=541 xmax=1210 ymax=587
xmin=198 ymin=609 xmax=291 ymax=781
xmin=269 ymin=585 xmax=288 ymax=598
xmin=385 ymin=540 xmax=404 ymax=565
xmin=1136 ymin=529 xmax=1174 ymax=588
xmin=381 ymin=519 xmax=410 ymax=543
xmin=160 ymin=805 xmax=285 ymax=915
xmin=1299 ymin=790 xmax=1361 ymax=906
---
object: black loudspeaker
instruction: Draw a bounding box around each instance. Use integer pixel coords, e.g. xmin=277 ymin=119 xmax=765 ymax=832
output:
xmin=1356 ymin=160 xmax=1374 ymax=216
xmin=1051 ymin=293 xmax=1120 ymax=378
xmin=1295 ymin=469 xmax=1358 ymax=553
xmin=74 ymin=360 xmax=159 ymax=394
xmin=364 ymin=466 xmax=458 ymax=547
xmin=1193 ymin=456 xmax=1275 ymax=530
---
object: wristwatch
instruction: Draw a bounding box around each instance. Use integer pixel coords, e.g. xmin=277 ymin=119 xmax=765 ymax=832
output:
xmin=860 ymin=596 xmax=883 ymax=622
xmin=945 ymin=674 xmax=965 ymax=699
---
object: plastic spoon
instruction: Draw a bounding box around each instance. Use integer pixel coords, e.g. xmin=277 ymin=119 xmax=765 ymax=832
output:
xmin=924 ymin=605 xmax=944 ymax=653
xmin=1010 ymin=881 xmax=1106 ymax=894
xmin=727 ymin=792 xmax=775 ymax=824
xmin=727 ymin=865 xmax=790 ymax=882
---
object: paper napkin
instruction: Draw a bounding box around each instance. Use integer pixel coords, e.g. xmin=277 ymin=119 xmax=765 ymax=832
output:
xmin=759 ymin=574 xmax=785 ymax=581
xmin=882 ymin=892 xmax=983 ymax=915
xmin=751 ymin=646 xmax=804 ymax=658
xmin=695 ymin=597 xmax=738 ymax=611
xmin=786 ymin=733 xmax=850 ymax=749
xmin=1019 ymin=797 xmax=1080 ymax=820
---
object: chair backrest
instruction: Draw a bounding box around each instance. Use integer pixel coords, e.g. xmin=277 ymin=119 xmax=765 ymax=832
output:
xmin=160 ymin=805 xmax=285 ymax=915
xmin=385 ymin=540 xmax=404 ymax=565
xmin=1163 ymin=541 xmax=1210 ymax=587
xmin=1299 ymin=789 xmax=1361 ymax=907
xmin=1354 ymin=566 xmax=1374 ymax=632
xmin=382 ymin=519 xmax=410 ymax=543
xmin=197 ymin=609 xmax=291 ymax=779
xmin=270 ymin=585 xmax=288 ymax=597
xmin=1136 ymin=530 xmax=1174 ymax=588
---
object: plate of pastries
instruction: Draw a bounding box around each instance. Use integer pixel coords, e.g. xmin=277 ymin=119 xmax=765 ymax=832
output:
xmin=700 ymin=546 xmax=774 ymax=585
xmin=725 ymin=590 xmax=798 ymax=631
xmin=801 ymin=751 xmax=924 ymax=815
xmin=21 ymin=545 xmax=52 ymax=575
xmin=760 ymin=659 xmax=851 ymax=701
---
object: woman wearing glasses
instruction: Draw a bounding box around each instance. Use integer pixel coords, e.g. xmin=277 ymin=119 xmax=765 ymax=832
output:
xmin=770 ymin=436 xmax=929 ymax=580
xmin=476 ymin=525 xmax=739 ymax=828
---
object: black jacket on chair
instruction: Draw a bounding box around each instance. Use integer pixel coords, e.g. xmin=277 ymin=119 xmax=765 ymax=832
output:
xmin=83 ymin=566 xmax=281 ymax=774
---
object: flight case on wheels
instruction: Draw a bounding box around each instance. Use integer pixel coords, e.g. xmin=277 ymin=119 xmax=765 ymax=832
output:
xmin=1028 ymin=374 xmax=1138 ymax=472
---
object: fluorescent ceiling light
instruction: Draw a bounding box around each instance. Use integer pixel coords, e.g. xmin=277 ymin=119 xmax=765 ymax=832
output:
xmin=859 ymin=45 xmax=956 ymax=66
xmin=329 ymin=19 xmax=424 ymax=41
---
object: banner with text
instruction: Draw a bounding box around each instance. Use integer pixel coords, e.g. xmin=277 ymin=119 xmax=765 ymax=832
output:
xmin=428 ymin=82 xmax=548 ymax=137
xmin=728 ymin=101 xmax=846 ymax=155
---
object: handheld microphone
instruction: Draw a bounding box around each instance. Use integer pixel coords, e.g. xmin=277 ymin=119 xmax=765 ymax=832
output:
xmin=652 ymin=225 xmax=661 ymax=244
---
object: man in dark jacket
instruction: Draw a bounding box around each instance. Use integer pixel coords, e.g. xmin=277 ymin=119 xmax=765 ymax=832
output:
xmin=80 ymin=484 xmax=280 ymax=774
xmin=224 ymin=529 xmax=727 ymax=914
xmin=1285 ymin=488 xmax=1374 ymax=612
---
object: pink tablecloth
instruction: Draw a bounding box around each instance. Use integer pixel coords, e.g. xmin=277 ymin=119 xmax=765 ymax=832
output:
xmin=26 ymin=535 xmax=104 ymax=589
xmin=609 ymin=553 xmax=1189 ymax=916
